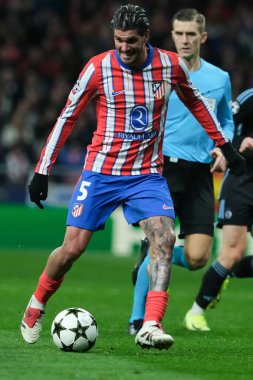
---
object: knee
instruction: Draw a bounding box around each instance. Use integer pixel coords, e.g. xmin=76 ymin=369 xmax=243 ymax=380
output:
xmin=157 ymin=232 xmax=176 ymax=260
xmin=186 ymin=255 xmax=208 ymax=270
xmin=166 ymin=230 xmax=176 ymax=249
xmin=184 ymin=248 xmax=210 ymax=270
xmin=220 ymin=248 xmax=244 ymax=268
xmin=149 ymin=235 xmax=176 ymax=260
xmin=230 ymin=250 xmax=244 ymax=263
xmin=146 ymin=217 xmax=176 ymax=259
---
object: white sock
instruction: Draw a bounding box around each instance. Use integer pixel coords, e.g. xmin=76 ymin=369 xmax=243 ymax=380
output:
xmin=189 ymin=302 xmax=205 ymax=315
xmin=29 ymin=295 xmax=45 ymax=310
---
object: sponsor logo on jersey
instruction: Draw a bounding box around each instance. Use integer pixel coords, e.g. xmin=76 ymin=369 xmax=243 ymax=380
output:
xmin=163 ymin=204 xmax=173 ymax=210
xmin=203 ymin=97 xmax=216 ymax=112
xmin=130 ymin=105 xmax=148 ymax=131
xmin=72 ymin=79 xmax=81 ymax=94
xmin=69 ymin=79 xmax=81 ymax=102
xmin=152 ymin=81 xmax=166 ymax=99
xmin=112 ymin=89 xmax=126 ymax=96
xmin=117 ymin=131 xmax=157 ymax=140
xmin=72 ymin=203 xmax=83 ymax=217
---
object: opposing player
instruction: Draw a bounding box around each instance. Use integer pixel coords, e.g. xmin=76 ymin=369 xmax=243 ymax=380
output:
xmin=128 ymin=8 xmax=236 ymax=335
xmin=184 ymin=88 xmax=253 ymax=331
xmin=20 ymin=4 xmax=245 ymax=350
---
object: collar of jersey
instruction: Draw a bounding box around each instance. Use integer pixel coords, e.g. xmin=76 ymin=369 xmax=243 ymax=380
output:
xmin=115 ymin=43 xmax=154 ymax=71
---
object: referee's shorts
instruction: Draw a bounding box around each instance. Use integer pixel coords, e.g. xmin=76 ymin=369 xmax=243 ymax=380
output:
xmin=163 ymin=156 xmax=214 ymax=239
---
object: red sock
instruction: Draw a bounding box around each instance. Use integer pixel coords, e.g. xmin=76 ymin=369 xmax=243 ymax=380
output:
xmin=144 ymin=291 xmax=169 ymax=324
xmin=34 ymin=270 xmax=64 ymax=304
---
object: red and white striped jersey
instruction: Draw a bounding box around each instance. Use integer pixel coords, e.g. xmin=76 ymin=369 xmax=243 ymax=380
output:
xmin=36 ymin=44 xmax=229 ymax=176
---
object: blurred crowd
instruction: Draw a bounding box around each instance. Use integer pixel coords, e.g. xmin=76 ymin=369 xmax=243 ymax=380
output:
xmin=0 ymin=0 xmax=253 ymax=202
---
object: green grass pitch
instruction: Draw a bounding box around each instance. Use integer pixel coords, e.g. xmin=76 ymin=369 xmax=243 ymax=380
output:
xmin=1 ymin=249 xmax=253 ymax=380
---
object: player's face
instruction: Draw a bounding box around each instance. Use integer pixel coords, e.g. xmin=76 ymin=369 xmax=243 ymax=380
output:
xmin=171 ymin=20 xmax=207 ymax=62
xmin=114 ymin=29 xmax=149 ymax=68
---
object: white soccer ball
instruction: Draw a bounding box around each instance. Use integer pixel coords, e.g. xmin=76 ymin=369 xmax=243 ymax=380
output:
xmin=51 ymin=307 xmax=98 ymax=352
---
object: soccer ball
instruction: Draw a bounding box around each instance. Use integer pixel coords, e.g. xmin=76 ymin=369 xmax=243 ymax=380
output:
xmin=51 ymin=307 xmax=98 ymax=352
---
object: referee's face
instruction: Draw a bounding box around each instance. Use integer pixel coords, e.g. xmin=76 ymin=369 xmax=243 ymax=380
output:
xmin=114 ymin=29 xmax=150 ymax=69
xmin=171 ymin=20 xmax=207 ymax=63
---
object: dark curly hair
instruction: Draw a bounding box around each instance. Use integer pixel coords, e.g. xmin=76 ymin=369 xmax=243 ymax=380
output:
xmin=111 ymin=4 xmax=150 ymax=35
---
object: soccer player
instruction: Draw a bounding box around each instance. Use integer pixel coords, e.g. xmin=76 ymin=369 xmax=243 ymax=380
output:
xmin=184 ymin=88 xmax=253 ymax=331
xmin=20 ymin=4 xmax=245 ymax=350
xmin=128 ymin=8 xmax=237 ymax=335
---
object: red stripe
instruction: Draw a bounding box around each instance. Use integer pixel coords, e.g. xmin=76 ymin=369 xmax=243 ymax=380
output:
xmin=101 ymin=53 xmax=127 ymax=174
xmin=141 ymin=49 xmax=165 ymax=174
xmin=126 ymin=70 xmax=146 ymax=175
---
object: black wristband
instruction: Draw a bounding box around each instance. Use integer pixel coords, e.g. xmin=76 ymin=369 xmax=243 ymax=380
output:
xmin=219 ymin=142 xmax=236 ymax=161
xmin=220 ymin=142 xmax=246 ymax=176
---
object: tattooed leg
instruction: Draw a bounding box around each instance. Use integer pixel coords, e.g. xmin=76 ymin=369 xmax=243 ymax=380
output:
xmin=139 ymin=216 xmax=175 ymax=291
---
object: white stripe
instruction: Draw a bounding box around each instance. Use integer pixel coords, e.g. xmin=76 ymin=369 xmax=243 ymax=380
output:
xmin=70 ymin=63 xmax=95 ymax=105
xmin=111 ymin=69 xmax=134 ymax=175
xmin=131 ymin=68 xmax=154 ymax=175
xmin=91 ymin=152 xmax=107 ymax=172
xmin=39 ymin=117 xmax=66 ymax=174
xmin=149 ymin=51 xmax=172 ymax=169
xmin=123 ymin=68 xmax=135 ymax=133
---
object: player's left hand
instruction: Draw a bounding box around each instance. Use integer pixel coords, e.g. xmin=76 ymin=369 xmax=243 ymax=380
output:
xmin=28 ymin=173 xmax=48 ymax=209
xmin=210 ymin=148 xmax=226 ymax=173
xmin=220 ymin=142 xmax=247 ymax=176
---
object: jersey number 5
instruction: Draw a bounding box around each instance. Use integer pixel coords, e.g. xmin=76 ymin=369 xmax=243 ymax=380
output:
xmin=77 ymin=181 xmax=91 ymax=201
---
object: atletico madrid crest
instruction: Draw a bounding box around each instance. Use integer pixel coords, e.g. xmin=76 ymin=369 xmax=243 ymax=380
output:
xmin=152 ymin=81 xmax=166 ymax=99
xmin=72 ymin=203 xmax=83 ymax=217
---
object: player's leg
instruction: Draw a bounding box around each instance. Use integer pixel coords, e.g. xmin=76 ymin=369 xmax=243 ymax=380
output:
xmin=230 ymin=216 xmax=253 ymax=277
xmin=135 ymin=215 xmax=175 ymax=349
xmin=128 ymin=241 xmax=193 ymax=334
xmin=184 ymin=233 xmax=213 ymax=269
xmin=184 ymin=172 xmax=252 ymax=331
xmin=230 ymin=180 xmax=253 ymax=277
xmin=21 ymin=171 xmax=120 ymax=344
xmin=196 ymin=224 xmax=246 ymax=306
xmin=131 ymin=237 xmax=149 ymax=286
xmin=123 ymin=174 xmax=176 ymax=348
xmin=128 ymin=254 xmax=149 ymax=335
xmin=21 ymin=226 xmax=93 ymax=343
xmin=184 ymin=225 xmax=247 ymax=331
xmin=176 ymin=161 xmax=214 ymax=270
xmin=232 ymin=255 xmax=253 ymax=277
xmin=129 ymin=234 xmax=212 ymax=333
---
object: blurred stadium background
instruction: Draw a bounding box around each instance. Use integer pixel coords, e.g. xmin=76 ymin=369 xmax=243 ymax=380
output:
xmin=0 ymin=0 xmax=253 ymax=255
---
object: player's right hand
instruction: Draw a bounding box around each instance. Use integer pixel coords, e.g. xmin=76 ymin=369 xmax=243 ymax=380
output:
xmin=28 ymin=173 xmax=48 ymax=209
